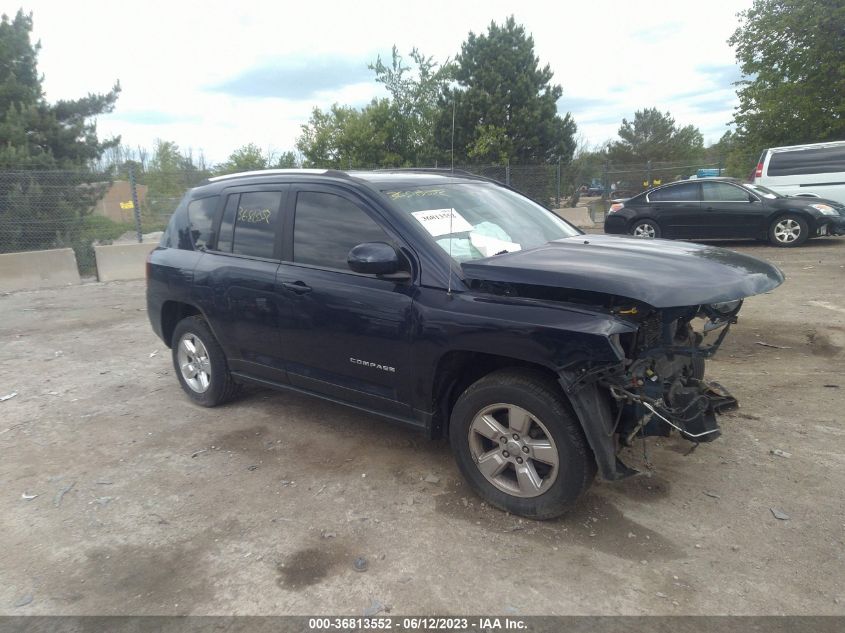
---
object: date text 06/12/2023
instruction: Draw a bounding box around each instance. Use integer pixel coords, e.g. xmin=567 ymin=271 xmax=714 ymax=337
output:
xmin=307 ymin=616 xmax=527 ymax=630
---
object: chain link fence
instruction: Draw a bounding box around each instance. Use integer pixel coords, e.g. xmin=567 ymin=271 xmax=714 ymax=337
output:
xmin=1 ymin=159 xmax=732 ymax=276
xmin=0 ymin=169 xmax=117 ymax=276
xmin=0 ymin=165 xmax=206 ymax=276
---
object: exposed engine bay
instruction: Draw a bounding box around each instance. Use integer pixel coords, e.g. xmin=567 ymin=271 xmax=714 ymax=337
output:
xmin=600 ymin=300 xmax=742 ymax=445
xmin=469 ymin=279 xmax=744 ymax=449
xmin=554 ymin=297 xmax=745 ymax=479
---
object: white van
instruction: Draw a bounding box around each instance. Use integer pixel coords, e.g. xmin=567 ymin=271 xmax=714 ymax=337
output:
xmin=753 ymin=140 xmax=845 ymax=204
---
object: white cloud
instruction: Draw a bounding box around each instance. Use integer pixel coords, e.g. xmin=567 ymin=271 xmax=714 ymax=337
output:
xmin=23 ymin=0 xmax=752 ymax=163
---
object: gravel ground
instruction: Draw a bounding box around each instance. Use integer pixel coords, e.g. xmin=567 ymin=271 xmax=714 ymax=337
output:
xmin=1 ymin=237 xmax=843 ymax=616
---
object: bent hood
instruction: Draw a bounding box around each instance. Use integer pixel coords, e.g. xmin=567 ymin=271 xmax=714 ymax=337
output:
xmin=461 ymin=234 xmax=785 ymax=308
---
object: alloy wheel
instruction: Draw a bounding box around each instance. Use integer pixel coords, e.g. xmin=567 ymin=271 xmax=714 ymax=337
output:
xmin=177 ymin=333 xmax=212 ymax=393
xmin=632 ymin=223 xmax=656 ymax=238
xmin=467 ymin=403 xmax=559 ymax=498
xmin=774 ymin=218 xmax=801 ymax=244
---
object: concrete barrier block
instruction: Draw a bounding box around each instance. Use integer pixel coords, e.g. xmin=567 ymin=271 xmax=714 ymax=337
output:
xmin=0 ymin=248 xmax=81 ymax=292
xmin=94 ymin=242 xmax=156 ymax=282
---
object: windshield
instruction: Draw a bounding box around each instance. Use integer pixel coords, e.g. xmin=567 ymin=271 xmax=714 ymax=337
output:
xmin=745 ymin=183 xmax=783 ymax=199
xmin=383 ymin=183 xmax=580 ymax=262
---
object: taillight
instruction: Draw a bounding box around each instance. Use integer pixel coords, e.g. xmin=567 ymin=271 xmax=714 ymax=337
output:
xmin=609 ymin=203 xmax=624 ymax=213
xmin=754 ymin=162 xmax=764 ymax=179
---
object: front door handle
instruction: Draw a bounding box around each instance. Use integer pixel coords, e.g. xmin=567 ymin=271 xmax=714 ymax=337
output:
xmin=281 ymin=281 xmax=312 ymax=294
xmin=705 ymin=206 xmax=715 ymax=211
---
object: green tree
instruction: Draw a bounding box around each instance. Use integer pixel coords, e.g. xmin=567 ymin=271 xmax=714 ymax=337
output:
xmin=0 ymin=9 xmax=121 ymax=268
xmin=297 ymin=48 xmax=451 ymax=168
xmin=275 ymin=151 xmax=299 ymax=168
xmin=0 ymin=10 xmax=120 ymax=169
xmin=728 ymin=0 xmax=845 ymax=156
xmin=704 ymin=130 xmax=754 ymax=177
xmin=215 ymin=143 xmax=268 ymax=174
xmin=141 ymin=140 xmax=209 ymax=223
xmin=297 ymin=104 xmax=363 ymax=167
xmin=561 ymin=138 xmax=608 ymax=205
xmin=297 ymin=100 xmax=400 ymax=168
xmin=607 ymin=108 xmax=704 ymax=166
xmin=369 ymin=46 xmax=454 ymax=164
xmin=439 ymin=16 xmax=576 ymax=166
xmin=214 ymin=143 xmax=300 ymax=174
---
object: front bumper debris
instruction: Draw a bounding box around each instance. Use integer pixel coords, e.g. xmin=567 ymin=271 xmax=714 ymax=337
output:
xmin=818 ymin=216 xmax=845 ymax=236
xmin=607 ymin=378 xmax=738 ymax=444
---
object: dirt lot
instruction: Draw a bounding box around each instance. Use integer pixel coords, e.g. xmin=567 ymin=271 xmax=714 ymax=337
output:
xmin=1 ymin=237 xmax=844 ymax=616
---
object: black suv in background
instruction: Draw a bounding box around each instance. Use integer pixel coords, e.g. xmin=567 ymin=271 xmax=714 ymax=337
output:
xmin=147 ymin=169 xmax=783 ymax=519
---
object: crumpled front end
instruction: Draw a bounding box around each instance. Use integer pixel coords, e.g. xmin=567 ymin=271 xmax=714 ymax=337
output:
xmin=561 ymin=300 xmax=744 ymax=479
xmin=605 ymin=301 xmax=741 ymax=444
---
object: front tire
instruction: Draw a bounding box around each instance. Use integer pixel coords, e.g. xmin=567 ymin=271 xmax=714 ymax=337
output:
xmin=171 ymin=316 xmax=241 ymax=407
xmin=769 ymin=214 xmax=808 ymax=247
xmin=449 ymin=369 xmax=596 ymax=520
xmin=630 ymin=219 xmax=661 ymax=238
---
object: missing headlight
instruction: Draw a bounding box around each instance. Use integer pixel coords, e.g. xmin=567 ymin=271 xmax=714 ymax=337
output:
xmin=705 ymin=299 xmax=743 ymax=320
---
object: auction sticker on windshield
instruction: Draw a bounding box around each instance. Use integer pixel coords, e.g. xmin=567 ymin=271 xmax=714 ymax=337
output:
xmin=411 ymin=208 xmax=473 ymax=237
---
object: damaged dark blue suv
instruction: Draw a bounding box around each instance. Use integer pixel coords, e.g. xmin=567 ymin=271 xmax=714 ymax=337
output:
xmin=147 ymin=169 xmax=784 ymax=519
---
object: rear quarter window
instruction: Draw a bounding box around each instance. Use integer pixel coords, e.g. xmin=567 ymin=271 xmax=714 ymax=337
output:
xmin=187 ymin=196 xmax=219 ymax=249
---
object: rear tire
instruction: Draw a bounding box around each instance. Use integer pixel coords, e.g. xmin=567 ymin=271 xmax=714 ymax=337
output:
xmin=171 ymin=316 xmax=241 ymax=407
xmin=630 ymin=219 xmax=661 ymax=238
xmin=449 ymin=369 xmax=596 ymax=520
xmin=768 ymin=214 xmax=809 ymax=247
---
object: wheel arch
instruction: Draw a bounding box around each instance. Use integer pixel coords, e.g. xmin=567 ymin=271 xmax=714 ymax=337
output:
xmin=629 ymin=216 xmax=661 ymax=233
xmin=430 ymin=351 xmax=628 ymax=482
xmin=772 ymin=208 xmax=814 ymax=221
xmin=160 ymin=300 xmax=204 ymax=348
xmin=430 ymin=350 xmax=560 ymax=440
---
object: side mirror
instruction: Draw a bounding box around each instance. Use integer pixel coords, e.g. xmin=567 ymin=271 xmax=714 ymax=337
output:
xmin=347 ymin=242 xmax=405 ymax=277
xmin=748 ymin=194 xmax=757 ymax=202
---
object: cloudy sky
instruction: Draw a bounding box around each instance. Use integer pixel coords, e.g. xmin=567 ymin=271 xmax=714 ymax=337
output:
xmin=21 ymin=0 xmax=751 ymax=164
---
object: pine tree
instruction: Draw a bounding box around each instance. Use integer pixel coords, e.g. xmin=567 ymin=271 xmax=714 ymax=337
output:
xmin=440 ymin=16 xmax=577 ymax=166
xmin=0 ymin=10 xmax=120 ymax=169
xmin=0 ymin=9 xmax=121 ymax=265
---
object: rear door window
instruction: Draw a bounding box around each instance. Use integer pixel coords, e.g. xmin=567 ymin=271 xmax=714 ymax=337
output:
xmin=767 ymin=146 xmax=845 ymax=176
xmin=224 ymin=191 xmax=283 ymax=259
xmin=649 ymin=182 xmax=699 ymax=202
xmin=216 ymin=194 xmax=239 ymax=253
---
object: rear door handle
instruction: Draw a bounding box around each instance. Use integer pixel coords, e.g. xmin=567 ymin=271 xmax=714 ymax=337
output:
xmin=281 ymin=281 xmax=312 ymax=294
xmin=705 ymin=206 xmax=715 ymax=211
